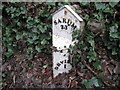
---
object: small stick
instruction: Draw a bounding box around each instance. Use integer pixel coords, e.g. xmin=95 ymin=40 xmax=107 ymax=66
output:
xmin=80 ymin=59 xmax=110 ymax=87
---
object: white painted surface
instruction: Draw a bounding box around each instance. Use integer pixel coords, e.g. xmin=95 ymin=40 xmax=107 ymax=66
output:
xmin=52 ymin=5 xmax=83 ymax=77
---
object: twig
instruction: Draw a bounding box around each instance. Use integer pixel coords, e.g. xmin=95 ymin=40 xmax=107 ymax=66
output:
xmin=81 ymin=59 xmax=97 ymax=75
xmin=80 ymin=59 xmax=110 ymax=87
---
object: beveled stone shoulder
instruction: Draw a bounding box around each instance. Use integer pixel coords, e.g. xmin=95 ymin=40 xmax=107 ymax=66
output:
xmin=52 ymin=5 xmax=83 ymax=22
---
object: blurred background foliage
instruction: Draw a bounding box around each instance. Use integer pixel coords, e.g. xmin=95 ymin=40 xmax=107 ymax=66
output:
xmin=2 ymin=1 xmax=120 ymax=88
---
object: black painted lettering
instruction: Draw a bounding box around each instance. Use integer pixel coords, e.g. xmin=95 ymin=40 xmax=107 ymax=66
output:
xmin=67 ymin=60 xmax=70 ymax=63
xmin=60 ymin=61 xmax=63 ymax=64
xmin=57 ymin=63 xmax=61 ymax=67
xmin=64 ymin=60 xmax=67 ymax=63
xmin=63 ymin=54 xmax=66 ymax=56
xmin=64 ymin=64 xmax=66 ymax=68
xmin=55 ymin=18 xmax=77 ymax=30
xmin=55 ymin=67 xmax=58 ymax=70
xmin=61 ymin=25 xmax=64 ymax=29
xmin=67 ymin=19 xmax=72 ymax=26
xmin=58 ymin=19 xmax=62 ymax=24
xmin=71 ymin=23 xmax=77 ymax=30
xmin=60 ymin=25 xmax=67 ymax=30
xmin=63 ymin=18 xmax=67 ymax=23
xmin=65 ymin=25 xmax=68 ymax=30
xmin=54 ymin=20 xmax=57 ymax=25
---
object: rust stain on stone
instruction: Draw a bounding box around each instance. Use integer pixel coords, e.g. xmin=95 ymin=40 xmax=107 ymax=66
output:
xmin=64 ymin=10 xmax=67 ymax=15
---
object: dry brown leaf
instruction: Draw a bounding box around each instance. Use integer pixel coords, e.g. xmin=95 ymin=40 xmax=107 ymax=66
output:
xmin=70 ymin=80 xmax=78 ymax=88
xmin=7 ymin=65 xmax=11 ymax=71
xmin=77 ymin=71 xmax=84 ymax=77
xmin=13 ymin=75 xmax=16 ymax=84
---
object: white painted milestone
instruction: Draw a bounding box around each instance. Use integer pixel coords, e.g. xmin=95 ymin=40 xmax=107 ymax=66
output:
xmin=52 ymin=5 xmax=83 ymax=77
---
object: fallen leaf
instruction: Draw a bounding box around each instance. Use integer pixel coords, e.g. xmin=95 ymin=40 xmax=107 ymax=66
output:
xmin=7 ymin=65 xmax=11 ymax=71
xmin=70 ymin=80 xmax=78 ymax=88
xmin=77 ymin=71 xmax=84 ymax=77
xmin=62 ymin=79 xmax=68 ymax=88
xmin=13 ymin=75 xmax=16 ymax=84
xmin=43 ymin=64 xmax=48 ymax=69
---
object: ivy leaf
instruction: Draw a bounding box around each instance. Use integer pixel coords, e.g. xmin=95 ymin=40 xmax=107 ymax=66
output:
xmin=40 ymin=10 xmax=50 ymax=17
xmin=41 ymin=39 xmax=47 ymax=45
xmin=93 ymin=13 xmax=103 ymax=20
xmin=35 ymin=46 xmax=41 ymax=53
xmin=112 ymin=48 xmax=117 ymax=55
xmin=38 ymin=25 xmax=47 ymax=33
xmin=87 ymin=47 xmax=96 ymax=62
xmin=89 ymin=77 xmax=100 ymax=87
xmin=46 ymin=2 xmax=56 ymax=6
xmin=109 ymin=24 xmax=119 ymax=39
xmin=81 ymin=2 xmax=89 ymax=6
xmin=82 ymin=79 xmax=91 ymax=88
xmin=87 ymin=35 xmax=95 ymax=48
xmin=95 ymin=3 xmax=106 ymax=10
xmin=93 ymin=60 xmax=101 ymax=70
xmin=5 ymin=48 xmax=14 ymax=58
xmin=27 ymin=46 xmax=34 ymax=60
xmin=32 ymin=35 xmax=39 ymax=41
xmin=16 ymin=34 xmax=21 ymax=40
xmin=109 ymin=2 xmax=118 ymax=8
xmin=17 ymin=22 xmax=21 ymax=27
xmin=34 ymin=16 xmax=40 ymax=23
xmin=27 ymin=38 xmax=34 ymax=44
xmin=103 ymin=6 xmax=113 ymax=13
xmin=82 ymin=77 xmax=100 ymax=88
xmin=64 ymin=0 xmax=68 ymax=2
xmin=110 ymin=33 xmax=119 ymax=39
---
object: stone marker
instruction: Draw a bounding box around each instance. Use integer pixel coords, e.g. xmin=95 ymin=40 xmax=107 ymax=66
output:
xmin=52 ymin=5 xmax=83 ymax=77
